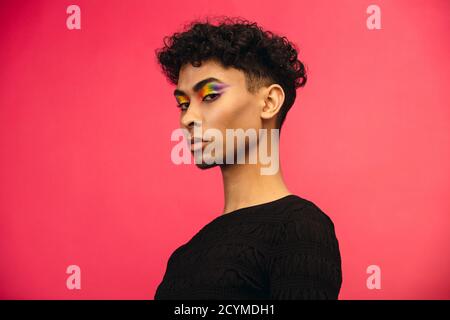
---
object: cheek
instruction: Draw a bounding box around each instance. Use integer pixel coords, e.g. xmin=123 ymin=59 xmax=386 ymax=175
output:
xmin=200 ymin=93 xmax=261 ymax=161
xmin=207 ymin=93 xmax=260 ymax=131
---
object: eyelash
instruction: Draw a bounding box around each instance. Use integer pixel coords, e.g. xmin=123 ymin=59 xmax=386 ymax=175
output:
xmin=177 ymin=93 xmax=221 ymax=111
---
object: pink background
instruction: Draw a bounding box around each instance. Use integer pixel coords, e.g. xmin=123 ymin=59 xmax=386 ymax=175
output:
xmin=0 ymin=0 xmax=449 ymax=299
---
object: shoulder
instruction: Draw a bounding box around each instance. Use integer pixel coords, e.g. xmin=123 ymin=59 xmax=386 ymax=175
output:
xmin=266 ymin=196 xmax=343 ymax=299
xmin=269 ymin=195 xmax=339 ymax=250
xmin=265 ymin=197 xmax=342 ymax=300
xmin=278 ymin=195 xmax=336 ymax=229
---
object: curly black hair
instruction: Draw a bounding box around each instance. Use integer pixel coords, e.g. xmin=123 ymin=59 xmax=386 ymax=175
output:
xmin=155 ymin=17 xmax=307 ymax=130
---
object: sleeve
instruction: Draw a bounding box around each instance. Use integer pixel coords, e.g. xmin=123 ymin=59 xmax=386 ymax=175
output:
xmin=267 ymin=203 xmax=342 ymax=300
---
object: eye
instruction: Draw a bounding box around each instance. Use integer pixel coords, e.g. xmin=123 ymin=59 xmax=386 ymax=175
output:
xmin=203 ymin=93 xmax=220 ymax=102
xmin=177 ymin=102 xmax=189 ymax=111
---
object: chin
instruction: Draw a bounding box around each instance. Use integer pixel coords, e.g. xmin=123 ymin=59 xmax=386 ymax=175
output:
xmin=192 ymin=153 xmax=226 ymax=170
xmin=195 ymin=162 xmax=219 ymax=170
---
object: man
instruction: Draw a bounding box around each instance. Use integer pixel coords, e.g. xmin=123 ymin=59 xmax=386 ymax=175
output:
xmin=154 ymin=17 xmax=342 ymax=300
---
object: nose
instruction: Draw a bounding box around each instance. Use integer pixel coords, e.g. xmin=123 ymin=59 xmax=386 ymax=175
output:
xmin=180 ymin=102 xmax=202 ymax=131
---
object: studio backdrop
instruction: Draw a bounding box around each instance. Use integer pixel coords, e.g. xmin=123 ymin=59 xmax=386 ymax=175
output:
xmin=0 ymin=0 xmax=449 ymax=299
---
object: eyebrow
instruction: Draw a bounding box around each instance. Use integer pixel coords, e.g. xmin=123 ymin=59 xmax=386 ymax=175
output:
xmin=173 ymin=77 xmax=225 ymax=97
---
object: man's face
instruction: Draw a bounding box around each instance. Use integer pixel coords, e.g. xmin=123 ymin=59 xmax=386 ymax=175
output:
xmin=174 ymin=59 xmax=264 ymax=169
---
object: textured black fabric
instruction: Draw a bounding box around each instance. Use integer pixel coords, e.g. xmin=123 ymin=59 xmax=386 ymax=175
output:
xmin=154 ymin=194 xmax=342 ymax=300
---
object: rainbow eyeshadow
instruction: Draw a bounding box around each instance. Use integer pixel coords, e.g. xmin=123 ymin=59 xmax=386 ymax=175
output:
xmin=176 ymin=95 xmax=189 ymax=105
xmin=198 ymin=82 xmax=229 ymax=99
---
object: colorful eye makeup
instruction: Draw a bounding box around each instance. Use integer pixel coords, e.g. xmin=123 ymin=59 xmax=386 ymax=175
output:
xmin=174 ymin=79 xmax=230 ymax=111
xmin=198 ymin=82 xmax=229 ymax=99
xmin=175 ymin=95 xmax=189 ymax=106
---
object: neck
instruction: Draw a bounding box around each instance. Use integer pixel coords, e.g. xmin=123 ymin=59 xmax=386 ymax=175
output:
xmin=220 ymin=164 xmax=291 ymax=215
xmin=219 ymin=132 xmax=292 ymax=214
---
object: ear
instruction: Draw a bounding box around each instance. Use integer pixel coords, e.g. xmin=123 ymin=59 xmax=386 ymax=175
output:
xmin=260 ymin=84 xmax=285 ymax=121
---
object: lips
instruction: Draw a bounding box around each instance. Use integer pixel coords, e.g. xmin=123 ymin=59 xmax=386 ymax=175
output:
xmin=190 ymin=137 xmax=206 ymax=144
xmin=190 ymin=137 xmax=210 ymax=151
xmin=190 ymin=134 xmax=213 ymax=143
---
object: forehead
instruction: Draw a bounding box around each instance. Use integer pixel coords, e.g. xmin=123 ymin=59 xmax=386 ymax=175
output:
xmin=177 ymin=59 xmax=246 ymax=92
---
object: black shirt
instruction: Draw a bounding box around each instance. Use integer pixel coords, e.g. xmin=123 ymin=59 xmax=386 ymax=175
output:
xmin=154 ymin=194 xmax=342 ymax=300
